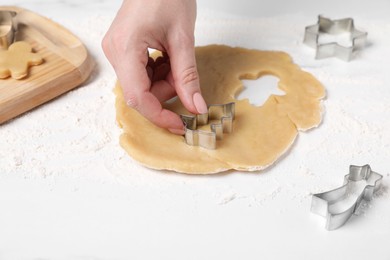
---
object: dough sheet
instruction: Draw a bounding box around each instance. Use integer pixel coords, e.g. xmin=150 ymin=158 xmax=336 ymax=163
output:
xmin=115 ymin=45 xmax=325 ymax=174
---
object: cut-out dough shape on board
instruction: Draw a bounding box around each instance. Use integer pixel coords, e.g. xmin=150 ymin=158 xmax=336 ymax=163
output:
xmin=0 ymin=41 xmax=43 ymax=79
xmin=115 ymin=45 xmax=326 ymax=174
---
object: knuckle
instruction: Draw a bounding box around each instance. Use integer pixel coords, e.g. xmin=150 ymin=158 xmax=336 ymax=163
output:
xmin=101 ymin=34 xmax=109 ymax=53
xmin=177 ymin=31 xmax=195 ymax=46
xmin=104 ymin=29 xmax=132 ymax=53
xmin=124 ymin=93 xmax=139 ymax=110
xmin=181 ymin=66 xmax=199 ymax=86
xmin=182 ymin=34 xmax=195 ymax=46
xmin=169 ymin=30 xmax=195 ymax=47
xmin=110 ymin=34 xmax=128 ymax=53
xmin=101 ymin=31 xmax=128 ymax=59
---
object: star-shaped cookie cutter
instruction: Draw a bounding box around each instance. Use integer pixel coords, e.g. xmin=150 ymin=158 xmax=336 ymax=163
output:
xmin=0 ymin=10 xmax=17 ymax=50
xmin=311 ymin=165 xmax=383 ymax=231
xmin=304 ymin=15 xmax=367 ymax=61
xmin=180 ymin=102 xmax=235 ymax=149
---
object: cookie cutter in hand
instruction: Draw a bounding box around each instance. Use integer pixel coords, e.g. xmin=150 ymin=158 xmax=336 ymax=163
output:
xmin=0 ymin=11 xmax=17 ymax=50
xmin=311 ymin=164 xmax=383 ymax=231
xmin=180 ymin=102 xmax=235 ymax=150
xmin=304 ymin=15 xmax=367 ymax=61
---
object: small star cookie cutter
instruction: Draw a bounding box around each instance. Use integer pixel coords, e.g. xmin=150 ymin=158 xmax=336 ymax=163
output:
xmin=0 ymin=10 xmax=17 ymax=50
xmin=311 ymin=164 xmax=383 ymax=231
xmin=180 ymin=102 xmax=235 ymax=150
xmin=304 ymin=15 xmax=368 ymax=61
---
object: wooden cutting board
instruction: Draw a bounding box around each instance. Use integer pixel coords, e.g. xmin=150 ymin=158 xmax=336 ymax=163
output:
xmin=0 ymin=6 xmax=95 ymax=124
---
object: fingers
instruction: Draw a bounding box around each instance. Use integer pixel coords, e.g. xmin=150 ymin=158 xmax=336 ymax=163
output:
xmin=101 ymin=0 xmax=200 ymax=135
xmin=147 ymin=52 xmax=176 ymax=102
xmin=138 ymin=91 xmax=184 ymax=134
xmin=153 ymin=62 xmax=170 ymax=82
xmin=115 ymin=49 xmax=184 ymax=133
xmin=150 ymin=80 xmax=176 ymax=102
xmin=168 ymin=36 xmax=208 ymax=115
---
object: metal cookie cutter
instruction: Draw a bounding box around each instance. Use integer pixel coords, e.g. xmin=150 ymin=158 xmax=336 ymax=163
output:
xmin=304 ymin=15 xmax=367 ymax=61
xmin=0 ymin=11 xmax=17 ymax=50
xmin=311 ymin=165 xmax=383 ymax=231
xmin=180 ymin=102 xmax=235 ymax=150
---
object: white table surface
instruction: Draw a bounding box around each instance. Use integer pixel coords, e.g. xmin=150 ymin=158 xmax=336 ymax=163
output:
xmin=1 ymin=1 xmax=390 ymax=259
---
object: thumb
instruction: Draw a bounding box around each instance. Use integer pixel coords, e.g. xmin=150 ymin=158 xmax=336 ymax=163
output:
xmin=168 ymin=36 xmax=208 ymax=114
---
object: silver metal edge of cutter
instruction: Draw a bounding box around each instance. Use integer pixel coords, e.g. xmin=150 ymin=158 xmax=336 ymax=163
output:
xmin=0 ymin=10 xmax=17 ymax=50
xmin=180 ymin=102 xmax=235 ymax=150
xmin=311 ymin=164 xmax=383 ymax=231
xmin=303 ymin=15 xmax=368 ymax=61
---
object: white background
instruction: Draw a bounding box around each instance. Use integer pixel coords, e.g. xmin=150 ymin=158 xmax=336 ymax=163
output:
xmin=1 ymin=0 xmax=390 ymax=259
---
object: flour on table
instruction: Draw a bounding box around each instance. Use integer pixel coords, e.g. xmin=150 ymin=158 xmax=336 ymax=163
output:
xmin=0 ymin=12 xmax=389 ymax=213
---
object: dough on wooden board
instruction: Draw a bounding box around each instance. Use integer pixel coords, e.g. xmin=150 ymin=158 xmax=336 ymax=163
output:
xmin=115 ymin=45 xmax=325 ymax=174
xmin=0 ymin=41 xmax=43 ymax=79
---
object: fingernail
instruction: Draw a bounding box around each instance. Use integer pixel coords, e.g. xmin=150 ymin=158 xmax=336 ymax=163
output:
xmin=169 ymin=128 xmax=185 ymax=135
xmin=193 ymin=92 xmax=208 ymax=114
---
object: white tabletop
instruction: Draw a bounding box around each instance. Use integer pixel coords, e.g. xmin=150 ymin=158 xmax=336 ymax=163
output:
xmin=1 ymin=1 xmax=390 ymax=259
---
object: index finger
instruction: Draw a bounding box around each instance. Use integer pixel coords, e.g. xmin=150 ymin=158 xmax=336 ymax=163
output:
xmin=116 ymin=48 xmax=184 ymax=132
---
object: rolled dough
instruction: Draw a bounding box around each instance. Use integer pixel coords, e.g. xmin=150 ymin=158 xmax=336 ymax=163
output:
xmin=115 ymin=45 xmax=325 ymax=174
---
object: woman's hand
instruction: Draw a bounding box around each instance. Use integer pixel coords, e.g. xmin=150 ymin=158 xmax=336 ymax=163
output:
xmin=102 ymin=0 xmax=207 ymax=134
